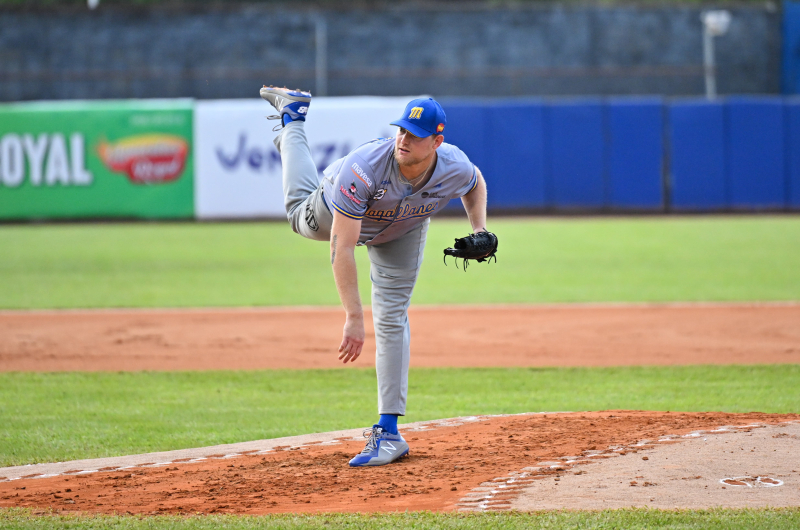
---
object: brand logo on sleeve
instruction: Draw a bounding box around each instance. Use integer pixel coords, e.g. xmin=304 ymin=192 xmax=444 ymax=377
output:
xmin=408 ymin=107 xmax=424 ymax=119
xmin=373 ymin=189 xmax=386 ymax=200
xmin=340 ymin=182 xmax=362 ymax=205
xmin=350 ymin=162 xmax=373 ymax=186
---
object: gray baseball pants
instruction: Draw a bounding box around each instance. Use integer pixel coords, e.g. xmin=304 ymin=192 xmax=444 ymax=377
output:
xmin=274 ymin=121 xmax=427 ymax=416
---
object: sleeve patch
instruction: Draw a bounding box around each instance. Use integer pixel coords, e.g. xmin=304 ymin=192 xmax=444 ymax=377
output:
xmin=340 ymin=181 xmax=364 ymax=205
xmin=350 ymin=163 xmax=373 ymax=187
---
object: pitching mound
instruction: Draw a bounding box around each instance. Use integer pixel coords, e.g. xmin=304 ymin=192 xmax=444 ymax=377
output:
xmin=1 ymin=411 xmax=798 ymax=514
xmin=508 ymin=419 xmax=800 ymax=511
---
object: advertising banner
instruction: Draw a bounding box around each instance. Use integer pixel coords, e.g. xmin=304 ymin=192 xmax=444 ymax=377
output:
xmin=194 ymin=97 xmax=415 ymax=219
xmin=0 ymin=100 xmax=193 ymax=220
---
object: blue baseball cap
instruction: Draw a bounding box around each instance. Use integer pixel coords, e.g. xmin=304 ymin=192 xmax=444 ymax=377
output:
xmin=390 ymin=97 xmax=447 ymax=138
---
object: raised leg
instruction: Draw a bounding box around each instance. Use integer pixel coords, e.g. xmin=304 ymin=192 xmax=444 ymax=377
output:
xmin=273 ymin=122 xmax=332 ymax=241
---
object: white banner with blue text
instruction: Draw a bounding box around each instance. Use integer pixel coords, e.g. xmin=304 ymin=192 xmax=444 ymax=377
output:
xmin=194 ymin=97 xmax=415 ymax=219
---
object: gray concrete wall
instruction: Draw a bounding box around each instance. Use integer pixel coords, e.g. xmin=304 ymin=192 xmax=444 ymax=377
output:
xmin=0 ymin=3 xmax=781 ymax=101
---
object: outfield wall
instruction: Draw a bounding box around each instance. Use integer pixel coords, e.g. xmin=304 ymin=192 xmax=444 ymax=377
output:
xmin=195 ymin=98 xmax=410 ymax=219
xmin=446 ymin=96 xmax=800 ymax=212
xmin=0 ymin=96 xmax=798 ymax=221
xmin=0 ymin=100 xmax=194 ymax=220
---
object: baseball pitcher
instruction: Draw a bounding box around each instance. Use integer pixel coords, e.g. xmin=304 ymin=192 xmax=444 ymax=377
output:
xmin=261 ymin=86 xmax=497 ymax=467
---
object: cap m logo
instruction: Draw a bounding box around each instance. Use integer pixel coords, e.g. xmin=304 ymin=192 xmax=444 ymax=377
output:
xmin=408 ymin=107 xmax=424 ymax=119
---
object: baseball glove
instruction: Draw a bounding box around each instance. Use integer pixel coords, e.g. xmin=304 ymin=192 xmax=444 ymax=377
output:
xmin=443 ymin=231 xmax=498 ymax=270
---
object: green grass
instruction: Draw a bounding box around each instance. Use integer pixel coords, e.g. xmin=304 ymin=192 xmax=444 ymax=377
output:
xmin=3 ymin=508 xmax=800 ymax=529
xmin=2 ymin=217 xmax=798 ymax=525
xmin=1 ymin=216 xmax=799 ymax=309
xmin=1 ymin=365 xmax=797 ymax=467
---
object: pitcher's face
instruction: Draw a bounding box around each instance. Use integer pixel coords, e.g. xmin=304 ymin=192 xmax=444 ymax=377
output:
xmin=394 ymin=128 xmax=439 ymax=167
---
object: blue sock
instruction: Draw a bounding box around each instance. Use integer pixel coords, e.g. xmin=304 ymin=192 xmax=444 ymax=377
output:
xmin=378 ymin=414 xmax=398 ymax=435
xmin=282 ymin=114 xmax=294 ymax=127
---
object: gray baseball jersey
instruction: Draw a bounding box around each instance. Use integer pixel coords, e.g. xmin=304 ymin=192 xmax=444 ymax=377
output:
xmin=321 ymin=138 xmax=477 ymax=246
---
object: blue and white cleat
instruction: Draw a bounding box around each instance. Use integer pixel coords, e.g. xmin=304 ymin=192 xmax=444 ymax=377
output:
xmin=349 ymin=425 xmax=409 ymax=467
xmin=259 ymin=85 xmax=311 ymax=128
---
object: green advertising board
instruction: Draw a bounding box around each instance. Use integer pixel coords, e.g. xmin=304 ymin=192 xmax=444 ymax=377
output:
xmin=0 ymin=99 xmax=193 ymax=220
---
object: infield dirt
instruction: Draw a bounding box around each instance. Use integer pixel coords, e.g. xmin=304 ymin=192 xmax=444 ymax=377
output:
xmin=1 ymin=303 xmax=799 ymax=371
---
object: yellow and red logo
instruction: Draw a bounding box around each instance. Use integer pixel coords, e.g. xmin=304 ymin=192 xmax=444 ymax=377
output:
xmin=97 ymin=134 xmax=188 ymax=184
xmin=436 ymin=123 xmax=445 ymax=133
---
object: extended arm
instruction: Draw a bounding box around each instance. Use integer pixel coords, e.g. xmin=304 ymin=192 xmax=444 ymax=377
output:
xmin=330 ymin=211 xmax=365 ymax=363
xmin=461 ymin=167 xmax=488 ymax=233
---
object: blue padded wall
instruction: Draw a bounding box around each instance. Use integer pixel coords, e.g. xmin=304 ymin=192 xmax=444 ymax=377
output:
xmin=435 ymin=97 xmax=795 ymax=212
xmin=668 ymin=101 xmax=726 ymax=209
xmin=438 ymin=101 xmax=490 ymax=170
xmin=545 ymin=101 xmax=606 ymax=207
xmin=484 ymin=102 xmax=546 ymax=208
xmin=788 ymin=99 xmax=800 ymax=207
xmin=607 ymin=98 xmax=665 ymax=209
xmin=436 ymin=102 xmax=491 ymax=210
xmin=726 ymin=97 xmax=786 ymax=208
